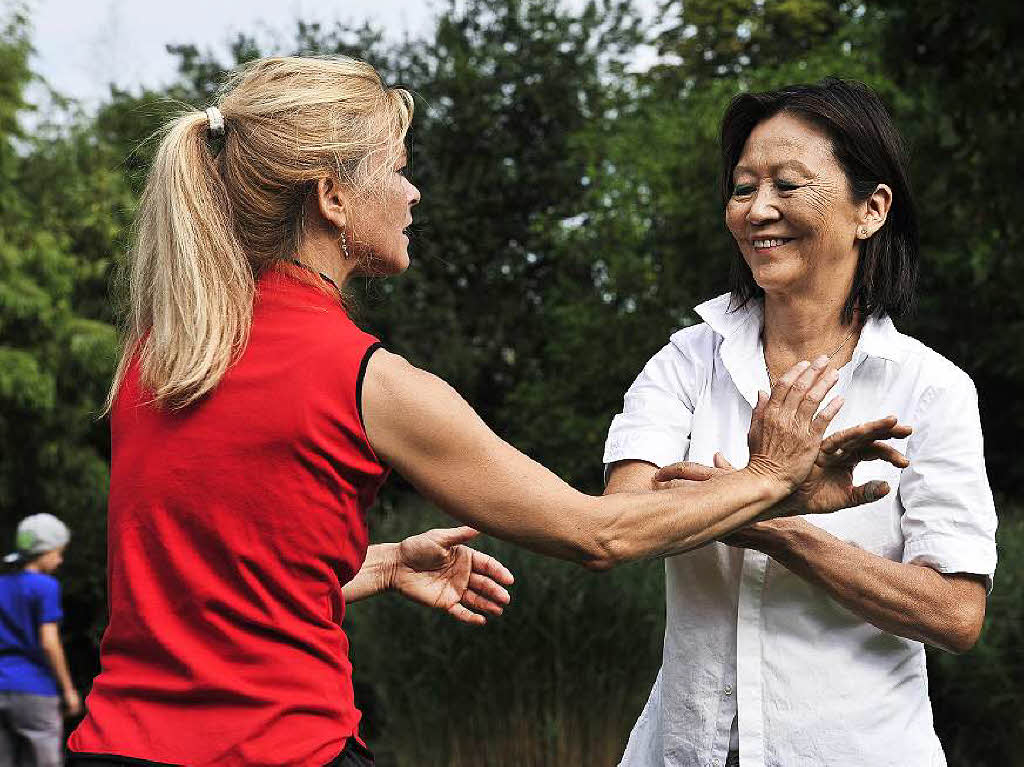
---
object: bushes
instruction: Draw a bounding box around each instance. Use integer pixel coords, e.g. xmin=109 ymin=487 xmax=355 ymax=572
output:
xmin=350 ymin=498 xmax=1024 ymax=766
xmin=928 ymin=504 xmax=1024 ymax=766
xmin=348 ymin=497 xmax=665 ymax=766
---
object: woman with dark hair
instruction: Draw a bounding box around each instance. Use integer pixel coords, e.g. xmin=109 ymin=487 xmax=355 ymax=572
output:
xmin=63 ymin=59 xmax=899 ymax=767
xmin=605 ymin=78 xmax=996 ymax=767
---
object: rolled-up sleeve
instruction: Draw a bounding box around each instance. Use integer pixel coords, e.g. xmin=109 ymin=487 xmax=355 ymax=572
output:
xmin=603 ymin=337 xmax=703 ymax=470
xmin=899 ymin=371 xmax=997 ymax=588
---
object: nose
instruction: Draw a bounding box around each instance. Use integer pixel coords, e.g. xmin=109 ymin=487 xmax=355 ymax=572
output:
xmin=406 ymin=178 xmax=421 ymax=208
xmin=746 ymin=182 xmax=781 ymax=226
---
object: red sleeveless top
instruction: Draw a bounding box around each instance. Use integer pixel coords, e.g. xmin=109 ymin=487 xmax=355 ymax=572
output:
xmin=68 ymin=267 xmax=388 ymax=766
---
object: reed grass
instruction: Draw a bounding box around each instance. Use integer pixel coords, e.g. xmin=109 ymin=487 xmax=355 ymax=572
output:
xmin=347 ymin=496 xmax=665 ymax=767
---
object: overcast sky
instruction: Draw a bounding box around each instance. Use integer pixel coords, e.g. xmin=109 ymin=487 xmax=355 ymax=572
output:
xmin=25 ymin=0 xmax=656 ymax=110
xmin=25 ymin=0 xmax=440 ymax=108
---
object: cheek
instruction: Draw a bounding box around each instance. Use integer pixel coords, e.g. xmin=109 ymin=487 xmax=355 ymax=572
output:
xmin=724 ymin=203 xmax=746 ymax=240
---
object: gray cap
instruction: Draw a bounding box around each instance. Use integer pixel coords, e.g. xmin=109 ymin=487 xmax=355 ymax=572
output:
xmin=3 ymin=514 xmax=71 ymax=564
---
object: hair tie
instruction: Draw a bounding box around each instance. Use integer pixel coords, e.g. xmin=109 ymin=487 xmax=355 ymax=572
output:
xmin=205 ymin=106 xmax=225 ymax=137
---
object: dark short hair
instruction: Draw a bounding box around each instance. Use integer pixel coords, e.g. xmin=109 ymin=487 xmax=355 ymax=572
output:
xmin=720 ymin=77 xmax=919 ymax=322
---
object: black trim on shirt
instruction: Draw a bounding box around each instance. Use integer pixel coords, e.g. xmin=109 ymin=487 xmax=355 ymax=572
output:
xmin=356 ymin=342 xmax=384 ymax=429
xmin=66 ymin=753 xmax=181 ymax=766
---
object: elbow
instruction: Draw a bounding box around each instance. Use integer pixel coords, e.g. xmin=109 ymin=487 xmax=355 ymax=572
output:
xmin=941 ymin=602 xmax=986 ymax=655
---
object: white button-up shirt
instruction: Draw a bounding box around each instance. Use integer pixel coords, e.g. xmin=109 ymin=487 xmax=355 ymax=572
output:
xmin=603 ymin=293 xmax=997 ymax=767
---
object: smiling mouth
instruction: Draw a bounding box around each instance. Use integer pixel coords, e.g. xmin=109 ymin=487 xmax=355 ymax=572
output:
xmin=752 ymin=238 xmax=793 ymax=251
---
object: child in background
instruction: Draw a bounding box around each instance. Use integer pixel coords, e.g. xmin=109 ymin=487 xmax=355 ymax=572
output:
xmin=0 ymin=514 xmax=80 ymax=767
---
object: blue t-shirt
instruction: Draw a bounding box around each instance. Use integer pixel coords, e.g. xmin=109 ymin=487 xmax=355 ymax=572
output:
xmin=0 ymin=571 xmax=63 ymax=695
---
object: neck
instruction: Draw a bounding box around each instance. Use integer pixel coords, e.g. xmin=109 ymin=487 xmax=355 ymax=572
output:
xmin=762 ymin=287 xmax=860 ymax=373
xmin=294 ymin=233 xmax=355 ymax=289
xmin=23 ymin=562 xmax=40 ymax=574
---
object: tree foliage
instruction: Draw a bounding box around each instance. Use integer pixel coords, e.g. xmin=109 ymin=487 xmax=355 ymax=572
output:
xmin=2 ymin=0 xmax=1021 ymax=763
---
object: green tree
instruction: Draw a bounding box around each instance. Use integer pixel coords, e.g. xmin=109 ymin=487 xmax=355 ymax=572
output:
xmin=0 ymin=9 xmax=121 ymax=685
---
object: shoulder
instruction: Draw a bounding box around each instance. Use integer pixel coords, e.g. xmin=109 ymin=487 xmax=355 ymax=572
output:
xmin=22 ymin=572 xmax=60 ymax=597
xmin=364 ymin=349 xmax=456 ymax=405
xmin=888 ymin=329 xmax=977 ymax=408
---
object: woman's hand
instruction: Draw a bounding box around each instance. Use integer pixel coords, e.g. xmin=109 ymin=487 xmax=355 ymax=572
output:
xmin=781 ymin=416 xmax=912 ymax=514
xmin=654 ymin=416 xmax=912 ymax=516
xmin=390 ymin=527 xmax=514 ymax=626
xmin=745 ymin=355 xmax=843 ymax=491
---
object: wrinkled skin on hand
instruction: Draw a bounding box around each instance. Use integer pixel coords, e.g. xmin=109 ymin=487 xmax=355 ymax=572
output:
xmin=744 ymin=355 xmax=844 ymax=492
xmin=654 ymin=416 xmax=912 ymax=517
xmin=391 ymin=527 xmax=515 ymax=625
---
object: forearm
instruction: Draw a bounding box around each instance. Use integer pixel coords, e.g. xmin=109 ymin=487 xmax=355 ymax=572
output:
xmin=762 ymin=521 xmax=985 ymax=653
xmin=592 ymin=468 xmax=786 ymax=567
xmin=342 ymin=543 xmax=398 ymax=604
xmin=41 ymin=637 xmax=75 ymax=695
xmin=403 ymin=436 xmax=787 ymax=570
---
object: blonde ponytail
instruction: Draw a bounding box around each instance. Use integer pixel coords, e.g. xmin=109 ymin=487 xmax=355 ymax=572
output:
xmin=106 ymin=56 xmax=413 ymax=411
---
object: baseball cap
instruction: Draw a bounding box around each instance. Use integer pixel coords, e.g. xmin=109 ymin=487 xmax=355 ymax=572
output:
xmin=3 ymin=513 xmax=71 ymax=564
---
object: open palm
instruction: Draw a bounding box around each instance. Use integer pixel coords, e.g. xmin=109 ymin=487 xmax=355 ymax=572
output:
xmin=392 ymin=527 xmax=514 ymax=625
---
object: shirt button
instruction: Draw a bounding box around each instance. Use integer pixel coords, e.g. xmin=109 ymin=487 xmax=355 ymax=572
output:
xmin=724 ymin=684 xmax=734 ymax=695
xmin=712 ymin=760 xmax=721 ymax=767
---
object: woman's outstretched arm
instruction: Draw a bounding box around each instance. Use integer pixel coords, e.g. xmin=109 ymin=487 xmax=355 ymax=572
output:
xmin=362 ymin=350 xmax=842 ymax=570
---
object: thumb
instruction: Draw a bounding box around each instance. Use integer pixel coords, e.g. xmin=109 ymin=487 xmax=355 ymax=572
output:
xmin=713 ymin=452 xmax=735 ymax=470
xmin=849 ymin=480 xmax=890 ymax=507
xmin=654 ymin=462 xmax=717 ymax=482
xmin=428 ymin=526 xmax=480 ymax=549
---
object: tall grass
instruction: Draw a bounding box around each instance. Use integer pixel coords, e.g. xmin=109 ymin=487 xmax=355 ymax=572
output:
xmin=927 ymin=502 xmax=1024 ymax=766
xmin=349 ymin=496 xmax=1024 ymax=766
xmin=347 ymin=496 xmax=665 ymax=767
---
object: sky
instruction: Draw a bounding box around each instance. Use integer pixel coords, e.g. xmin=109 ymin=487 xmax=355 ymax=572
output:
xmin=25 ymin=0 xmax=440 ymax=108
xmin=24 ymin=0 xmax=659 ymax=110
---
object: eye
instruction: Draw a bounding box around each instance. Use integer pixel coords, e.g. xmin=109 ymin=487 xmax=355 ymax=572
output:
xmin=732 ymin=184 xmax=756 ymax=197
xmin=775 ymin=179 xmax=801 ymax=192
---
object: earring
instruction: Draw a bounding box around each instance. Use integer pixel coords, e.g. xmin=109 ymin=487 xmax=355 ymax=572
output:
xmin=340 ymin=229 xmax=351 ymax=259
xmin=858 ymin=227 xmax=868 ymax=239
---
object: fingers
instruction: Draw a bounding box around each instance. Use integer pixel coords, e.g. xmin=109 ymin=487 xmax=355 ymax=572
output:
xmin=654 ymin=462 xmax=718 ymax=483
xmin=822 ymin=417 xmax=912 ymax=454
xmin=783 ymin=356 xmax=823 ymax=411
xmin=791 ymin=357 xmax=839 ymax=427
xmin=810 ymin=395 xmax=844 ymax=436
xmin=461 ymin=586 xmax=506 ymax=616
xmin=468 ymin=572 xmax=512 ymax=606
xmin=713 ymin=452 xmax=734 ymax=470
xmin=472 ymin=550 xmax=514 ymax=586
xmin=428 ymin=526 xmax=480 ymax=548
xmin=838 ymin=441 xmax=910 ymax=469
xmin=447 ymin=602 xmax=487 ymax=626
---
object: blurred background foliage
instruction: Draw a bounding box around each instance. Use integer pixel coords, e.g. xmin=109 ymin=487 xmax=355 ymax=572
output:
xmin=1 ymin=0 xmax=1021 ymax=764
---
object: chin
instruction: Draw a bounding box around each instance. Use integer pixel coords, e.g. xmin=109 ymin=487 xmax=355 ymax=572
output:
xmin=749 ymin=261 xmax=802 ymax=295
xmin=363 ymin=250 xmax=409 ymax=276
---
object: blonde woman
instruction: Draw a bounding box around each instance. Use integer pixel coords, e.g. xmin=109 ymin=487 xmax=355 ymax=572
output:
xmin=66 ymin=58 xmax=908 ymax=767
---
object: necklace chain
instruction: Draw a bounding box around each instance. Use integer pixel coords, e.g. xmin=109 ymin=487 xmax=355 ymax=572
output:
xmin=290 ymin=258 xmax=342 ymax=298
xmin=764 ymin=326 xmax=857 ymax=387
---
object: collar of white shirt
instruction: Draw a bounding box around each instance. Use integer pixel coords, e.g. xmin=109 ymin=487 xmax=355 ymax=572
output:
xmin=693 ymin=292 xmax=903 ymax=409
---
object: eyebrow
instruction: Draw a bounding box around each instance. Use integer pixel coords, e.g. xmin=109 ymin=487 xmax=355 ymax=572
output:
xmin=733 ymin=159 xmax=815 ymax=177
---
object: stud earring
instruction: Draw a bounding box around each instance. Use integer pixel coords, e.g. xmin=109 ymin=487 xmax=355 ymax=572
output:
xmin=858 ymin=227 xmax=868 ymax=238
